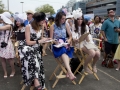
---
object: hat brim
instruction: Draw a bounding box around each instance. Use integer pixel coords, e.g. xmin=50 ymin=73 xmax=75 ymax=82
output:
xmin=25 ymin=11 xmax=34 ymax=14
xmin=0 ymin=14 xmax=12 ymax=24
xmin=66 ymin=15 xmax=73 ymax=19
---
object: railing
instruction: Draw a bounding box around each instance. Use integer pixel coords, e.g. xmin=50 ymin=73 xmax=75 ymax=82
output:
xmin=86 ymin=0 xmax=116 ymax=7
xmin=86 ymin=5 xmax=116 ymax=12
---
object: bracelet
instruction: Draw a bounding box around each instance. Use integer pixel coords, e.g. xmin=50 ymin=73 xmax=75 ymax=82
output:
xmin=36 ymin=40 xmax=39 ymax=44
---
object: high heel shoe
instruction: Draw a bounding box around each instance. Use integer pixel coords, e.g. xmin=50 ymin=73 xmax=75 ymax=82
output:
xmin=84 ymin=67 xmax=93 ymax=74
xmin=116 ymin=68 xmax=119 ymax=71
xmin=4 ymin=75 xmax=7 ymax=79
xmin=10 ymin=72 xmax=15 ymax=77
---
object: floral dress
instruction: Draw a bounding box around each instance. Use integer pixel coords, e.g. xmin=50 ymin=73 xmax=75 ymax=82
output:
xmin=19 ymin=24 xmax=45 ymax=89
xmin=0 ymin=27 xmax=15 ymax=59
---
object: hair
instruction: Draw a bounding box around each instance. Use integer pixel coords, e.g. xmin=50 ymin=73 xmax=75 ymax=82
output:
xmin=94 ymin=15 xmax=101 ymax=23
xmin=48 ymin=16 xmax=54 ymax=21
xmin=55 ymin=11 xmax=66 ymax=27
xmin=84 ymin=19 xmax=88 ymax=25
xmin=107 ymin=9 xmax=114 ymax=14
xmin=74 ymin=15 xmax=86 ymax=34
xmin=31 ymin=12 xmax=46 ymax=30
xmin=13 ymin=20 xmax=25 ymax=31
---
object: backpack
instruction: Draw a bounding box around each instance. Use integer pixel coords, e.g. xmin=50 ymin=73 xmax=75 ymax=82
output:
xmin=70 ymin=58 xmax=83 ymax=74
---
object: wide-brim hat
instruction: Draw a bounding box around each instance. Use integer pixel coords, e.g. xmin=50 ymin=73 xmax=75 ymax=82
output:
xmin=15 ymin=14 xmax=25 ymax=23
xmin=25 ymin=10 xmax=34 ymax=15
xmin=0 ymin=14 xmax=12 ymax=24
xmin=66 ymin=15 xmax=73 ymax=19
xmin=2 ymin=12 xmax=11 ymax=19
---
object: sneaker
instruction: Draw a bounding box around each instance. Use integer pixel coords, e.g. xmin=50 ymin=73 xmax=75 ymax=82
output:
xmin=101 ymin=60 xmax=107 ymax=67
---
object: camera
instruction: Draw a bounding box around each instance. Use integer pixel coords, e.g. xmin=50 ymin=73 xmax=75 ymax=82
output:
xmin=1 ymin=42 xmax=8 ymax=48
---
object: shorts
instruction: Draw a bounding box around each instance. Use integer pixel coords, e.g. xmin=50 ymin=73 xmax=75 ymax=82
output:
xmin=104 ymin=41 xmax=118 ymax=55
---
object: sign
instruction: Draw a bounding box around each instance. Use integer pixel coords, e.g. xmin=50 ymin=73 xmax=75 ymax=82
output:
xmin=84 ymin=14 xmax=94 ymax=20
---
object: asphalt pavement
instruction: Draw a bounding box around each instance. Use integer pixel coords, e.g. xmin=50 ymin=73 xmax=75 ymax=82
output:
xmin=0 ymin=50 xmax=120 ymax=90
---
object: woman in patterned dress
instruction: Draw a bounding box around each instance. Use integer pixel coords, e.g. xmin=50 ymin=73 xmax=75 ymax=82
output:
xmin=0 ymin=14 xmax=15 ymax=78
xmin=21 ymin=12 xmax=50 ymax=90
xmin=13 ymin=14 xmax=26 ymax=67
xmin=50 ymin=11 xmax=76 ymax=80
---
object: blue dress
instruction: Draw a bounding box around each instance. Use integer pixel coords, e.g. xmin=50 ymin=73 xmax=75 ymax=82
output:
xmin=52 ymin=24 xmax=74 ymax=58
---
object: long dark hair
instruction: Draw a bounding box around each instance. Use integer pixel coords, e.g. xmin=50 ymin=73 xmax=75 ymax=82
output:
xmin=55 ymin=11 xmax=66 ymax=27
xmin=74 ymin=15 xmax=86 ymax=34
xmin=13 ymin=20 xmax=25 ymax=31
xmin=94 ymin=15 xmax=101 ymax=23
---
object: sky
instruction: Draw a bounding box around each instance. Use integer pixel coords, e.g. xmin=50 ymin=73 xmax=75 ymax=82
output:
xmin=2 ymin=0 xmax=70 ymax=14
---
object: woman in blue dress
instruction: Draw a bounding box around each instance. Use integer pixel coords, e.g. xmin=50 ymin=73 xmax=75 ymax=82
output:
xmin=50 ymin=11 xmax=76 ymax=80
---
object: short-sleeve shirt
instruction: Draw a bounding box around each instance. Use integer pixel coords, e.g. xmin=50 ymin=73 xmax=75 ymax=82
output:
xmin=101 ymin=18 xmax=120 ymax=44
xmin=24 ymin=19 xmax=33 ymax=27
xmin=89 ymin=23 xmax=102 ymax=38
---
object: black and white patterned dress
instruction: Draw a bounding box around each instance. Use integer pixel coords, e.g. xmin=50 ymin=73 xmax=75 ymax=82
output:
xmin=18 ymin=25 xmax=45 ymax=89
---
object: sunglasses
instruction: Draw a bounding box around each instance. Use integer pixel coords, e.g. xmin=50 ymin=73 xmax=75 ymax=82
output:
xmin=77 ymin=18 xmax=83 ymax=20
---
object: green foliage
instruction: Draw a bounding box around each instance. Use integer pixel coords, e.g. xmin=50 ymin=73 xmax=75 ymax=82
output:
xmin=35 ymin=4 xmax=55 ymax=15
xmin=0 ymin=1 xmax=5 ymax=13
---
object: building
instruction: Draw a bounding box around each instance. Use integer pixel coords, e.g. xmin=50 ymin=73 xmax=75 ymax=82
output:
xmin=86 ymin=0 xmax=119 ymax=16
xmin=65 ymin=0 xmax=76 ymax=13
xmin=116 ymin=0 xmax=120 ymax=15
xmin=72 ymin=1 xmax=86 ymax=14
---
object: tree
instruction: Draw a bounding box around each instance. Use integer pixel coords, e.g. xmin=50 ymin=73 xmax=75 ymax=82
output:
xmin=35 ymin=4 xmax=55 ymax=15
xmin=0 ymin=1 xmax=5 ymax=13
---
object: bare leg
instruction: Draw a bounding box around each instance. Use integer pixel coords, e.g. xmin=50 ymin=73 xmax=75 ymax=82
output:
xmin=8 ymin=58 xmax=15 ymax=77
xmin=92 ymin=50 xmax=100 ymax=73
xmin=82 ymin=47 xmax=96 ymax=74
xmin=61 ymin=54 xmax=76 ymax=80
xmin=42 ymin=43 xmax=48 ymax=56
xmin=0 ymin=58 xmax=7 ymax=78
xmin=116 ymin=60 xmax=120 ymax=70
xmin=93 ymin=51 xmax=100 ymax=66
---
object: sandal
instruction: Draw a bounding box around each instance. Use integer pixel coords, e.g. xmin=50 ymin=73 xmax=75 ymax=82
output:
xmin=34 ymin=85 xmax=42 ymax=90
xmin=66 ymin=73 xmax=76 ymax=81
xmin=92 ymin=65 xmax=97 ymax=73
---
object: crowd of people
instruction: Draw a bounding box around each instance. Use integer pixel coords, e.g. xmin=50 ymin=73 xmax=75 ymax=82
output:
xmin=0 ymin=8 xmax=120 ymax=90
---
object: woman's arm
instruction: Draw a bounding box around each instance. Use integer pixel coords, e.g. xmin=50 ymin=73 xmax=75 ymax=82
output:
xmin=85 ymin=25 xmax=90 ymax=42
xmin=66 ymin=24 xmax=72 ymax=43
xmin=25 ymin=25 xmax=37 ymax=45
xmin=25 ymin=25 xmax=48 ymax=45
xmin=41 ymin=25 xmax=44 ymax=38
xmin=0 ymin=25 xmax=11 ymax=31
xmin=50 ymin=25 xmax=54 ymax=39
